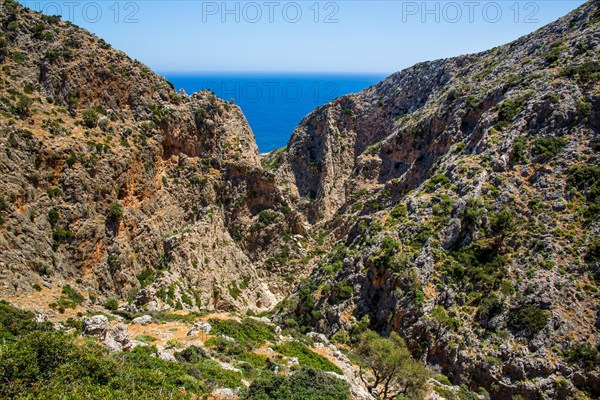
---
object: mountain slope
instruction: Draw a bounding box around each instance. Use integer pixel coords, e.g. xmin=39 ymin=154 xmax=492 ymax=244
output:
xmin=0 ymin=0 xmax=307 ymax=312
xmin=274 ymin=1 xmax=600 ymax=398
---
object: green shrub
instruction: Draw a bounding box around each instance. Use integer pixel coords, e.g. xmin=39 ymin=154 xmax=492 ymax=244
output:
xmin=462 ymin=197 xmax=484 ymax=227
xmin=65 ymin=154 xmax=77 ymax=166
xmin=81 ymin=108 xmax=100 ymax=128
xmin=490 ymin=209 xmax=515 ymax=238
xmin=52 ymin=227 xmax=74 ymax=245
xmin=235 ymin=352 xmax=268 ymax=368
xmin=565 ymin=344 xmax=599 ymax=369
xmin=477 ymin=295 xmax=504 ymax=323
xmin=137 ymin=268 xmax=154 ymax=288
xmin=510 ymin=136 xmax=529 ymax=164
xmin=389 ymin=203 xmax=408 ymax=220
xmin=61 ymin=285 xmax=84 ymax=307
xmin=576 ymin=101 xmax=592 ymax=117
xmin=275 ymin=341 xmax=342 ymax=374
xmin=496 ymin=98 xmax=524 ymax=129
xmin=47 ymin=208 xmax=59 ymax=226
xmin=507 ymin=305 xmax=548 ymax=336
xmin=567 ymin=165 xmax=600 ymax=220
xmin=0 ymin=300 xmax=52 ymax=339
xmin=425 ymin=174 xmax=451 ymax=192
xmin=108 ymin=202 xmax=124 ymax=222
xmin=560 ymin=62 xmax=600 ymax=84
xmin=531 ymin=137 xmax=566 ymax=162
xmin=586 ymin=236 xmax=600 ymax=263
xmin=104 ymin=298 xmax=119 ymax=312
xmin=208 ymin=318 xmax=275 ymax=347
xmin=443 ymin=245 xmax=507 ymax=293
xmin=245 ymin=368 xmax=350 ymax=400
xmin=331 ymin=282 xmax=353 ymax=302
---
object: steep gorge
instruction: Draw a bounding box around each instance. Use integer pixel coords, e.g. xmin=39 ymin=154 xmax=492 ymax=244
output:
xmin=0 ymin=0 xmax=599 ymax=399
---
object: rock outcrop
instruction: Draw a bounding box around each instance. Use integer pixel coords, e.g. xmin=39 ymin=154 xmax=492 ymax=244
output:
xmin=0 ymin=0 xmax=304 ymax=312
xmin=276 ymin=1 xmax=600 ymax=398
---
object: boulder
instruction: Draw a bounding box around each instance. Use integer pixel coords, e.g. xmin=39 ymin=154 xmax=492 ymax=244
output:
xmin=132 ymin=315 xmax=153 ymax=325
xmin=187 ymin=321 xmax=212 ymax=337
xmin=83 ymin=315 xmax=109 ymax=337
xmin=104 ymin=324 xmax=132 ymax=352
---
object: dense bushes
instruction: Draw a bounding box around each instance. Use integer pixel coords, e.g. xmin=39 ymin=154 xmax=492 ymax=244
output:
xmin=274 ymin=341 xmax=343 ymax=374
xmin=245 ymin=368 xmax=350 ymax=400
xmin=0 ymin=300 xmax=52 ymax=338
xmin=208 ymin=318 xmax=275 ymax=348
xmin=507 ymin=305 xmax=548 ymax=336
xmin=531 ymin=137 xmax=566 ymax=162
xmin=443 ymin=244 xmax=508 ymax=294
xmin=565 ymin=344 xmax=600 ymax=369
xmin=108 ymin=202 xmax=124 ymax=222
xmin=568 ymin=165 xmax=600 ymax=220
xmin=560 ymin=61 xmax=600 ymax=84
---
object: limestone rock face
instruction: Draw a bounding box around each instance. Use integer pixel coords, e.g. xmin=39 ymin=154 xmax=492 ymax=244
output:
xmin=275 ymin=1 xmax=600 ymax=398
xmin=83 ymin=315 xmax=109 ymax=337
xmin=0 ymin=1 xmax=303 ymax=312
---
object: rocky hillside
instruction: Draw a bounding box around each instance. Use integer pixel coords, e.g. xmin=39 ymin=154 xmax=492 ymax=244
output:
xmin=0 ymin=0 xmax=308 ymax=313
xmin=273 ymin=1 xmax=600 ymax=398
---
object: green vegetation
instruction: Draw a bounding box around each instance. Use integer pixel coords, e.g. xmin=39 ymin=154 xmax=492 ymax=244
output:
xmin=52 ymin=227 xmax=74 ymax=246
xmin=59 ymin=285 xmax=84 ymax=308
xmin=245 ymin=367 xmax=350 ymax=400
xmin=424 ymin=174 xmax=451 ymax=192
xmin=81 ymin=108 xmax=100 ymax=128
xmin=495 ymin=98 xmax=525 ymax=129
xmin=586 ymin=236 xmax=600 ymax=264
xmin=567 ymin=165 xmax=600 ymax=221
xmin=104 ymin=298 xmax=119 ymax=312
xmin=47 ymin=208 xmax=59 ymax=226
xmin=490 ymin=208 xmax=516 ymax=245
xmin=355 ymin=330 xmax=428 ymax=399
xmin=510 ymin=136 xmax=529 ymax=164
xmin=208 ymin=318 xmax=275 ymax=347
xmin=0 ymin=300 xmax=52 ymax=339
xmin=443 ymin=244 xmax=508 ymax=294
xmin=507 ymin=305 xmax=548 ymax=337
xmin=65 ymin=154 xmax=77 ymax=166
xmin=531 ymin=137 xmax=566 ymax=162
xmin=137 ymin=268 xmax=154 ymax=288
xmin=108 ymin=202 xmax=124 ymax=222
xmin=560 ymin=61 xmax=600 ymax=84
xmin=389 ymin=203 xmax=408 ymax=221
xmin=565 ymin=343 xmax=599 ymax=369
xmin=274 ymin=341 xmax=343 ymax=374
xmin=461 ymin=197 xmax=484 ymax=227
xmin=476 ymin=295 xmax=504 ymax=324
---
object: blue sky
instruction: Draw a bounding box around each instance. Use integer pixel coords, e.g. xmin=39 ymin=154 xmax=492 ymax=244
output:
xmin=21 ymin=1 xmax=587 ymax=73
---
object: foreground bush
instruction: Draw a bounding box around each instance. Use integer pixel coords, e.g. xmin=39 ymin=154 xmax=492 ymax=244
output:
xmin=245 ymin=367 xmax=350 ymax=400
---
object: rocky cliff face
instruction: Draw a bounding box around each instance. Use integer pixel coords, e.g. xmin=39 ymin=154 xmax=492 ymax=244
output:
xmin=0 ymin=0 xmax=306 ymax=312
xmin=275 ymin=1 xmax=600 ymax=398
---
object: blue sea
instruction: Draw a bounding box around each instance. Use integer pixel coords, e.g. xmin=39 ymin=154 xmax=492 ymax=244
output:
xmin=164 ymin=73 xmax=387 ymax=153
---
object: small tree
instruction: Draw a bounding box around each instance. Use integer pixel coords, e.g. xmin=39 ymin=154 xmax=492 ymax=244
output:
xmin=108 ymin=202 xmax=123 ymax=222
xmin=355 ymin=330 xmax=428 ymax=399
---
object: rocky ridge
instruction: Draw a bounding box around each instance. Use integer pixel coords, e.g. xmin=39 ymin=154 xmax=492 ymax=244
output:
xmin=272 ymin=1 xmax=600 ymax=398
xmin=0 ymin=0 xmax=307 ymax=313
